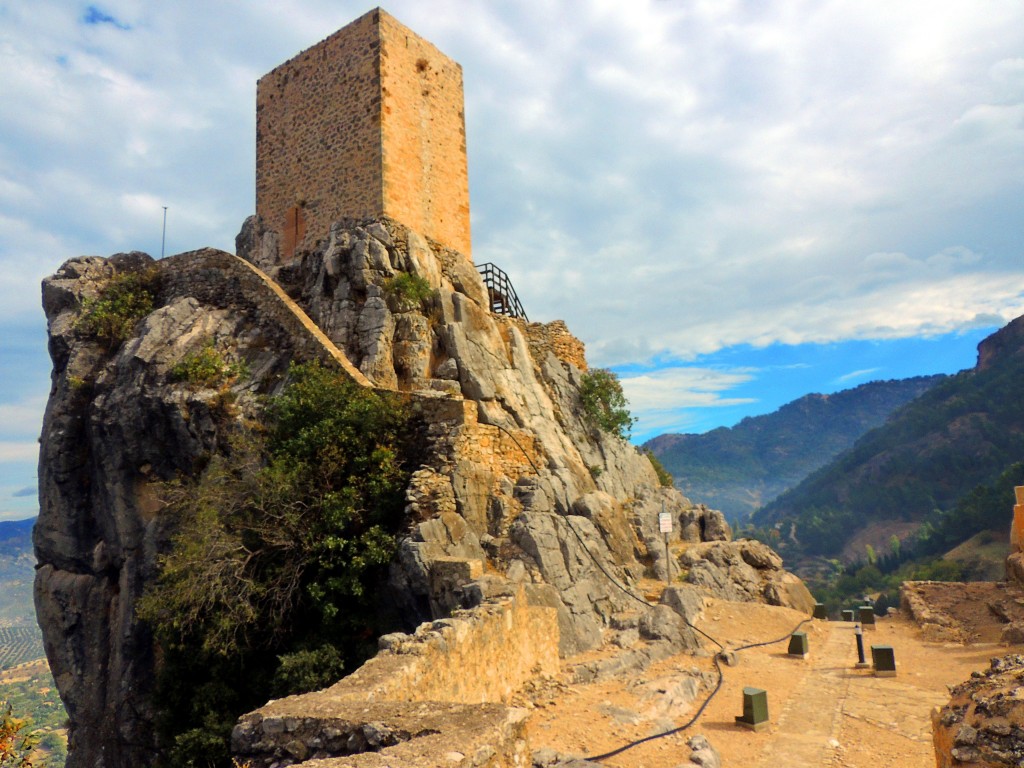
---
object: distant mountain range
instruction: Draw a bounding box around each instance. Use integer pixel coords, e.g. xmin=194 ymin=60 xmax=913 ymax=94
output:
xmin=0 ymin=517 xmax=37 ymax=626
xmin=754 ymin=315 xmax=1024 ymax=559
xmin=645 ymin=375 xmax=943 ymax=521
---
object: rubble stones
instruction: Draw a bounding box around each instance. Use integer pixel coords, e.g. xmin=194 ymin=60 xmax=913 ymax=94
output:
xmin=932 ymin=654 xmax=1024 ymax=767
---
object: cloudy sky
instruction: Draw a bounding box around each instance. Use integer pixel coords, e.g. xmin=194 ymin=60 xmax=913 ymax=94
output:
xmin=2 ymin=1 xmax=1023 ymax=521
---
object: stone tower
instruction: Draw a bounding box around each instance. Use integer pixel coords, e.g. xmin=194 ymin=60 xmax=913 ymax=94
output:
xmin=256 ymin=8 xmax=471 ymax=261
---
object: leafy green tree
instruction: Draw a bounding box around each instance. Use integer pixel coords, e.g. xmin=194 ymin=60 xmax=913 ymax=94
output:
xmin=579 ymin=369 xmax=636 ymax=439
xmin=888 ymin=534 xmax=901 ymax=559
xmin=139 ymin=361 xmax=421 ymax=767
xmin=865 ymin=544 xmax=877 ymax=565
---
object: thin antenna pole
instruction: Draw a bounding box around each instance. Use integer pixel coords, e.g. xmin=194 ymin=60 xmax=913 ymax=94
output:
xmin=161 ymin=206 xmax=168 ymax=258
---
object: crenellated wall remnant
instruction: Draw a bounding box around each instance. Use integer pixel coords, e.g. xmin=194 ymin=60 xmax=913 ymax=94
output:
xmin=525 ymin=320 xmax=588 ymax=373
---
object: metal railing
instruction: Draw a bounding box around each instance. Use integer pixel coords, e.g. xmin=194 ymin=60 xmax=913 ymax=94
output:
xmin=476 ymin=262 xmax=528 ymax=321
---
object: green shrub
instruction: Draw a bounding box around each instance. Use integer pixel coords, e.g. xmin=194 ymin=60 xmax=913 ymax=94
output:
xmin=579 ymin=369 xmax=636 ymax=439
xmin=168 ymin=718 xmax=232 ymax=768
xmin=643 ymin=450 xmax=674 ymax=487
xmin=67 ymin=375 xmax=92 ymax=392
xmin=383 ymin=272 xmax=433 ymax=312
xmin=170 ymin=342 xmax=245 ymax=390
xmin=272 ymin=645 xmax=346 ymax=697
xmin=76 ymin=267 xmax=161 ymax=349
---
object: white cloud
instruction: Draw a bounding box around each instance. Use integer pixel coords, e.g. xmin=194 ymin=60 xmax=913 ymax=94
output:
xmin=0 ymin=442 xmax=39 ymax=463
xmin=0 ymin=395 xmax=47 ymax=439
xmin=0 ymin=0 xmax=1023 ymax=444
xmin=835 ymin=368 xmax=881 ymax=385
xmin=620 ymin=366 xmax=757 ymax=437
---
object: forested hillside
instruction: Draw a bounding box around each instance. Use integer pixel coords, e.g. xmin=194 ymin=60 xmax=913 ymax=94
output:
xmin=754 ymin=315 xmax=1024 ymax=558
xmin=645 ymin=376 xmax=942 ymax=520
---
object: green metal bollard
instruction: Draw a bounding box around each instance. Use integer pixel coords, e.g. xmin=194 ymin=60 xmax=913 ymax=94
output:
xmin=859 ymin=605 xmax=876 ymax=629
xmin=813 ymin=602 xmax=828 ymax=620
xmin=787 ymin=631 xmax=809 ymax=659
xmin=871 ymin=645 xmax=897 ymax=677
xmin=841 ymin=609 xmax=855 ymax=622
xmin=735 ymin=687 xmax=769 ymax=731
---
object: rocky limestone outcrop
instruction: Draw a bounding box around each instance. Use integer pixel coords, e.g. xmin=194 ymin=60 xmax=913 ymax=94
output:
xmin=933 ymin=654 xmax=1024 ymax=767
xmin=675 ymin=540 xmax=816 ymax=613
xmin=37 ymin=217 xmax=810 ymax=768
xmin=239 ymin=215 xmax=728 ymax=650
xmin=35 ymin=249 xmax=330 ymax=767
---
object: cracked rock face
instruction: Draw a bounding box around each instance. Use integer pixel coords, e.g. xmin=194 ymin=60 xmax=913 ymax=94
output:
xmin=933 ymin=654 xmax=1024 ymax=768
xmin=38 ymin=220 xmax=809 ymax=767
xmin=35 ymin=249 xmax=368 ymax=767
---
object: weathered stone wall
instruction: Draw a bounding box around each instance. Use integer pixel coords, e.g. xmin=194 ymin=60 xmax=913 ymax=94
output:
xmin=256 ymin=8 xmax=470 ymax=261
xmin=378 ymin=11 xmax=470 ymax=258
xmin=525 ymin=320 xmax=588 ymax=373
xmin=232 ymin=586 xmax=556 ymax=767
xmin=350 ymin=584 xmax=559 ymax=704
xmin=256 ymin=11 xmax=380 ymax=261
xmin=160 ymin=248 xmax=372 ymax=386
xmin=1006 ymin=486 xmax=1024 ymax=582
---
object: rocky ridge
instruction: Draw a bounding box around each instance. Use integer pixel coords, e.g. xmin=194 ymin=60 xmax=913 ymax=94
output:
xmin=36 ymin=216 xmax=812 ymax=767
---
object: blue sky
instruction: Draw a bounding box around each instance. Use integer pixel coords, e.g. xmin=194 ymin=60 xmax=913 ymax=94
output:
xmin=1 ymin=1 xmax=1023 ymax=520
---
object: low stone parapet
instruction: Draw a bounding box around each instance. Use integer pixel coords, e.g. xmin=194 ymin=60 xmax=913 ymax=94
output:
xmin=232 ymin=584 xmax=557 ymax=767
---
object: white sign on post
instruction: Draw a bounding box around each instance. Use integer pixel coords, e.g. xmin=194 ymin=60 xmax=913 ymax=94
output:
xmin=658 ymin=512 xmax=673 ymax=534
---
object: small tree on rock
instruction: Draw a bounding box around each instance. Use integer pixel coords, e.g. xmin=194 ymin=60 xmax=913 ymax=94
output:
xmin=579 ymin=368 xmax=636 ymax=440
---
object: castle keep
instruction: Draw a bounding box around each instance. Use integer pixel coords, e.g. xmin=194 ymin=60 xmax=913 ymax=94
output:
xmin=256 ymin=8 xmax=471 ymax=261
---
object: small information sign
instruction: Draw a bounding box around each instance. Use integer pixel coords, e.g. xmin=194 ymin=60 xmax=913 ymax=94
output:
xmin=659 ymin=512 xmax=673 ymax=534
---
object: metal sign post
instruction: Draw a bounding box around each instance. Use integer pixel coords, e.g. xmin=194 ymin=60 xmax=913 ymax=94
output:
xmin=658 ymin=504 xmax=673 ymax=588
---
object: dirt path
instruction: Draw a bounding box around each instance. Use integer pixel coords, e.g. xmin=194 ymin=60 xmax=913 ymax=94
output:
xmin=754 ymin=621 xmax=850 ymax=767
xmin=526 ymin=600 xmax=999 ymax=767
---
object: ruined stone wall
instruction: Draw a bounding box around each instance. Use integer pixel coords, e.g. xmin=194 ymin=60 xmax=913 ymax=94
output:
xmin=160 ymin=248 xmax=371 ymax=386
xmin=449 ymin=418 xmax=542 ymax=534
xmin=358 ymin=585 xmax=559 ymax=704
xmin=525 ymin=320 xmax=588 ymax=372
xmin=256 ymin=8 xmax=470 ymax=262
xmin=232 ymin=586 xmax=557 ymax=766
xmin=1005 ymin=486 xmax=1024 ymax=583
